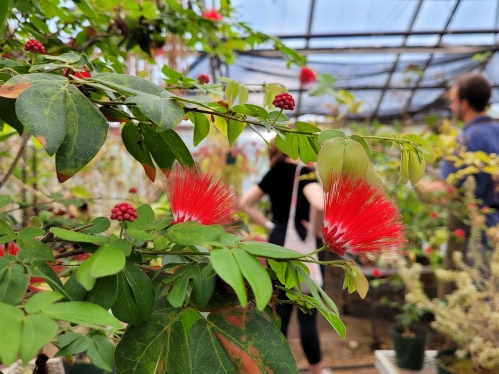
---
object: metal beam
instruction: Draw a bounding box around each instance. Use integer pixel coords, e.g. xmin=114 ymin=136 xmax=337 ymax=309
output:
xmin=403 ymin=0 xmax=463 ymax=112
xmin=371 ymin=0 xmax=425 ymax=119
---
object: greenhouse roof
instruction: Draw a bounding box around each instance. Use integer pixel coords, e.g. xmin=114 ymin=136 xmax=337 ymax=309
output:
xmin=188 ymin=0 xmax=499 ymax=121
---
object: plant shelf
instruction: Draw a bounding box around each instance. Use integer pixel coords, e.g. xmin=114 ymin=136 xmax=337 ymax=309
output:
xmin=375 ymin=350 xmax=437 ymax=374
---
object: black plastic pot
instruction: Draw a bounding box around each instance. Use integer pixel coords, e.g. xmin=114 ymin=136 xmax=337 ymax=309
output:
xmin=435 ymin=348 xmax=458 ymax=374
xmin=389 ymin=324 xmax=429 ymax=370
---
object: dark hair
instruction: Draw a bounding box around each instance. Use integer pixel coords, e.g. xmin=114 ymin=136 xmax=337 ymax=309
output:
xmin=455 ymin=73 xmax=492 ymax=112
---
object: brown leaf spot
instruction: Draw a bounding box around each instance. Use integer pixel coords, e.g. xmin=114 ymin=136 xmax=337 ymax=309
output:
xmin=36 ymin=136 xmax=47 ymax=147
xmin=57 ymin=172 xmax=70 ymax=183
xmin=220 ymin=307 xmax=250 ymax=327
xmin=215 ymin=333 xmax=263 ymax=374
xmin=143 ymin=164 xmax=156 ymax=182
xmin=241 ymin=334 xmax=247 ymax=343
xmin=0 ymin=82 xmax=33 ymax=99
xmin=157 ymin=359 xmax=164 ymax=373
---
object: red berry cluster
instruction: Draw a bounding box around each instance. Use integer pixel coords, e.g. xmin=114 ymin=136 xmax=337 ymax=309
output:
xmin=197 ymin=74 xmax=210 ymax=84
xmin=24 ymin=39 xmax=45 ymax=54
xmin=110 ymin=202 xmax=138 ymax=222
xmin=272 ymin=93 xmax=295 ymax=110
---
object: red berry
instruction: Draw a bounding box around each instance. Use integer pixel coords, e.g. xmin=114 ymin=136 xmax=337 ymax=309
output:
xmin=198 ymin=74 xmax=210 ymax=84
xmin=372 ymin=269 xmax=381 ymax=278
xmin=120 ymin=206 xmax=127 ymax=212
xmin=273 ymin=93 xmax=295 ymax=110
xmin=117 ymin=216 xmax=124 ymax=221
xmin=110 ymin=214 xmax=116 ymax=219
xmin=124 ymin=213 xmax=130 ymax=220
xmin=127 ymin=209 xmax=134 ymax=215
xmin=111 ymin=208 xmax=118 ymax=213
xmin=133 ymin=212 xmax=138 ymax=218
xmin=129 ymin=217 xmax=135 ymax=222
xmin=24 ymin=39 xmax=45 ymax=54
xmin=129 ymin=187 xmax=138 ymax=193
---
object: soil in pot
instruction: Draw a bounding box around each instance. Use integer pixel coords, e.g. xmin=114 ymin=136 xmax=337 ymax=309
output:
xmin=438 ymin=355 xmax=499 ymax=374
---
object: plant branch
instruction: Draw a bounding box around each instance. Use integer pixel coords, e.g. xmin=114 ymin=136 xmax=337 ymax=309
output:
xmin=0 ymin=132 xmax=31 ymax=191
xmin=89 ymin=99 xmax=135 ymax=106
xmin=55 ymin=249 xmax=85 ymax=259
xmin=138 ymin=250 xmax=211 ymax=256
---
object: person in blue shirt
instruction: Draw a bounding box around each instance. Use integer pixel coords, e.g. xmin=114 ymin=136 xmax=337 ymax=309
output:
xmin=435 ymin=73 xmax=499 ymax=297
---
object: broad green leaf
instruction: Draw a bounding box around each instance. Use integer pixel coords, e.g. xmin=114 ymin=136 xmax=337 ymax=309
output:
xmin=29 ymin=260 xmax=71 ymax=299
xmin=74 ymin=0 xmax=97 ymax=18
xmin=76 ymin=254 xmax=98 ymax=291
xmin=211 ymin=248 xmax=247 ymax=307
xmin=0 ymin=263 xmax=29 ymax=305
xmin=350 ymin=135 xmax=371 ymax=159
xmin=213 ymin=116 xmax=227 ymax=136
xmin=400 ymin=148 xmax=410 ymax=184
xmin=148 ymin=126 xmax=195 ymax=168
xmin=128 ymin=204 xmax=155 ymax=230
xmin=134 ymin=93 xmax=184 ymax=130
xmin=55 ymin=84 xmax=109 ymax=182
xmin=84 ymin=275 xmax=118 ymax=310
xmin=191 ymin=264 xmax=216 ymax=309
xmin=244 ymin=104 xmax=269 ymax=119
xmin=167 ymin=221 xmax=225 ymax=246
xmin=90 ymin=243 xmax=126 ymax=278
xmin=167 ymin=265 xmax=195 ymax=308
xmin=408 ymin=149 xmax=426 ymax=186
xmin=225 ymin=81 xmax=238 ymax=103
xmin=86 ymin=217 xmax=111 ymax=234
xmin=227 ymin=119 xmax=245 ymax=147
xmin=179 ymin=307 xmax=200 ymax=337
xmin=153 ymin=236 xmax=168 ymax=250
xmin=43 ymin=52 xmax=81 ymax=64
xmin=141 ymin=123 xmax=176 ymax=175
xmin=121 ymin=122 xmax=156 ymax=182
xmin=51 ymin=227 xmax=108 ymax=244
xmin=124 ymin=263 xmax=155 ymax=321
xmin=86 ymin=335 xmax=115 ymax=372
xmin=16 ymin=238 xmax=55 ymax=263
xmin=186 ymin=112 xmax=210 ymax=146
xmin=352 ymin=268 xmax=369 ymax=299
xmin=15 ymin=81 xmax=66 ymax=155
xmin=318 ymin=129 xmax=346 ymax=145
xmin=0 ymin=0 xmax=10 ymax=34
xmin=63 ymin=272 xmax=87 ymax=301
xmin=41 ymin=301 xmax=122 ymax=328
xmin=0 ymin=98 xmax=24 ymax=134
xmin=20 ymin=314 xmax=58 ymax=364
xmin=0 ymin=73 xmax=67 ymax=99
xmin=25 ymin=291 xmax=64 ymax=314
xmin=402 ymin=134 xmax=436 ymax=162
xmin=275 ymin=132 xmax=299 ymax=160
xmin=190 ymin=307 xmax=298 ymax=373
xmin=239 ymin=241 xmax=303 ymax=259
xmin=93 ymin=73 xmax=165 ymax=96
xmin=0 ymin=303 xmax=23 ymax=365
xmin=238 ymin=84 xmax=249 ymax=104
xmin=112 ymin=239 xmax=132 ymax=256
xmin=0 ymin=219 xmax=14 ymax=235
xmin=115 ymin=301 xmax=190 ymax=374
xmin=0 ymin=195 xmax=10 ymax=208
xmin=127 ymin=228 xmax=156 ymax=241
xmin=297 ymin=134 xmax=317 ymax=164
xmin=232 ymin=248 xmax=272 ymax=311
xmin=112 ymin=271 xmax=142 ymax=326
xmin=219 ymin=234 xmax=241 ymax=247
xmin=232 ymin=104 xmax=254 ymax=116
xmin=55 ymin=334 xmax=92 ymax=357
xmin=17 ymin=227 xmax=44 ymax=239
xmin=295 ymin=121 xmax=320 ymax=134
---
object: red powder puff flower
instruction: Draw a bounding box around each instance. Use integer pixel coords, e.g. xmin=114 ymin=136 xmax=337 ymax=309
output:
xmin=321 ymin=175 xmax=406 ymax=256
xmin=299 ymin=66 xmax=316 ymax=85
xmin=372 ymin=269 xmax=381 ymax=278
xmin=165 ymin=167 xmax=239 ymax=229
xmin=424 ymin=246 xmax=432 ymax=255
xmin=454 ymin=229 xmax=465 ymax=238
xmin=202 ymin=9 xmax=223 ymax=21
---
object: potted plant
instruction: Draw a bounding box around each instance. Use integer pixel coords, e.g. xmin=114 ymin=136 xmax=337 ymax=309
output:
xmin=399 ymin=178 xmax=499 ymax=374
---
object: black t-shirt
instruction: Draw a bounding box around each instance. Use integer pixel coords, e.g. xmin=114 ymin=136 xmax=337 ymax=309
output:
xmin=258 ymin=162 xmax=315 ymax=225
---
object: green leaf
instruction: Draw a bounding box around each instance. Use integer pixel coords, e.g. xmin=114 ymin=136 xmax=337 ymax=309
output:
xmin=244 ymin=104 xmax=269 ymax=119
xmin=0 ymin=220 xmax=14 ymax=235
xmin=0 ymin=195 xmax=10 ymax=209
xmin=153 ymin=127 xmax=195 ymax=168
xmin=25 ymin=291 xmax=64 ymax=314
xmin=318 ymin=129 xmax=346 ymax=145
xmin=232 ymin=248 xmax=272 ymax=311
xmin=408 ymin=149 xmax=426 ymax=187
xmin=54 ymin=84 xmax=109 ymax=183
xmin=86 ymin=335 xmax=115 ymax=372
xmin=186 ymin=112 xmax=210 ymax=146
xmin=0 ymin=303 xmax=23 ymax=365
xmin=90 ymin=243 xmax=126 ymax=278
xmin=0 ymin=0 xmax=10 ymax=34
xmin=225 ymin=81 xmax=238 ymax=103
xmin=73 ymin=0 xmax=97 ymax=18
xmin=21 ymin=314 xmax=58 ymax=364
xmin=16 ymin=238 xmax=55 ymax=263
xmin=17 ymin=227 xmax=44 ymax=239
xmin=232 ymin=104 xmax=254 ymax=116
xmin=0 ymin=263 xmax=29 ymax=305
xmin=239 ymin=241 xmax=303 ymax=259
xmin=55 ymin=334 xmax=92 ymax=357
xmin=0 ymin=73 xmax=67 ymax=99
xmin=189 ymin=308 xmax=298 ymax=374
xmin=125 ymin=92 xmax=184 ymax=131
xmin=227 ymin=119 xmax=245 ymax=147
xmin=84 ymin=275 xmax=118 ymax=310
xmin=297 ymin=134 xmax=317 ymax=164
xmin=86 ymin=217 xmax=111 ymax=234
xmin=41 ymin=301 xmax=123 ymax=328
xmin=0 ymin=98 xmax=24 ymax=134
xmin=219 ymin=234 xmax=241 ymax=247
xmin=402 ymin=134 xmax=436 ymax=162
xmin=352 ymin=268 xmax=369 ymax=299
xmin=141 ymin=123 xmax=176 ymax=175
xmin=115 ymin=301 xmax=190 ymax=374
xmin=121 ymin=121 xmax=154 ymax=178
xmin=350 ymin=135 xmax=371 ymax=160
xmin=167 ymin=265 xmax=195 ymax=308
xmin=191 ymin=264 xmax=216 ymax=309
xmin=76 ymin=253 xmax=98 ymax=291
xmin=275 ymin=132 xmax=299 ymax=160
xmin=153 ymin=236 xmax=168 ymax=250
xmin=112 ymin=239 xmax=132 ymax=256
xmin=166 ymin=221 xmax=225 ymax=246
xmin=295 ymin=121 xmax=320 ymax=134
xmin=238 ymin=84 xmax=249 ymax=105
xmin=63 ymin=272 xmax=87 ymax=301
xmin=127 ymin=228 xmax=156 ymax=241
xmin=211 ymin=247 xmax=247 ymax=307
xmin=128 ymin=204 xmax=155 ymax=230
xmin=29 ymin=260 xmax=70 ymax=298
xmin=92 ymin=73 xmax=166 ymax=96
xmin=51 ymin=227 xmax=108 ymax=244
xmin=124 ymin=263 xmax=155 ymax=322
xmin=111 ymin=271 xmax=142 ymax=326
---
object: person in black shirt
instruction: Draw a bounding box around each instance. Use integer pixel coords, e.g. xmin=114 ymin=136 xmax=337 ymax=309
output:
xmin=241 ymin=139 xmax=330 ymax=374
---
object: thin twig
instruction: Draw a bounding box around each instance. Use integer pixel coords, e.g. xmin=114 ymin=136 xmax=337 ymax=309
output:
xmin=0 ymin=132 xmax=31 ymax=190
xmin=55 ymin=250 xmax=85 ymax=259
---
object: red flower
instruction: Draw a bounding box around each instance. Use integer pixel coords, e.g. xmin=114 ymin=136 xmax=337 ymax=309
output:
xmin=202 ymin=9 xmax=223 ymax=21
xmin=430 ymin=212 xmax=438 ymax=219
xmin=454 ymin=229 xmax=465 ymax=238
xmin=299 ymin=66 xmax=316 ymax=85
xmin=372 ymin=269 xmax=381 ymax=278
xmin=0 ymin=242 xmax=20 ymax=256
xmin=74 ymin=71 xmax=91 ymax=79
xmin=321 ymin=175 xmax=406 ymax=256
xmin=424 ymin=246 xmax=432 ymax=254
xmin=165 ymin=167 xmax=239 ymax=229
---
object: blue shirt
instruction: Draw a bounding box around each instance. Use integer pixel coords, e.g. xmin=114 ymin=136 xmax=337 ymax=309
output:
xmin=442 ymin=116 xmax=499 ymax=227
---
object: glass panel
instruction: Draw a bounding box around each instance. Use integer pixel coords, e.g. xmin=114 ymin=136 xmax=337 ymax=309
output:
xmin=412 ymin=0 xmax=458 ymax=30
xmin=377 ymin=89 xmax=412 ymax=116
xmin=448 ymin=0 xmax=497 ymax=30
